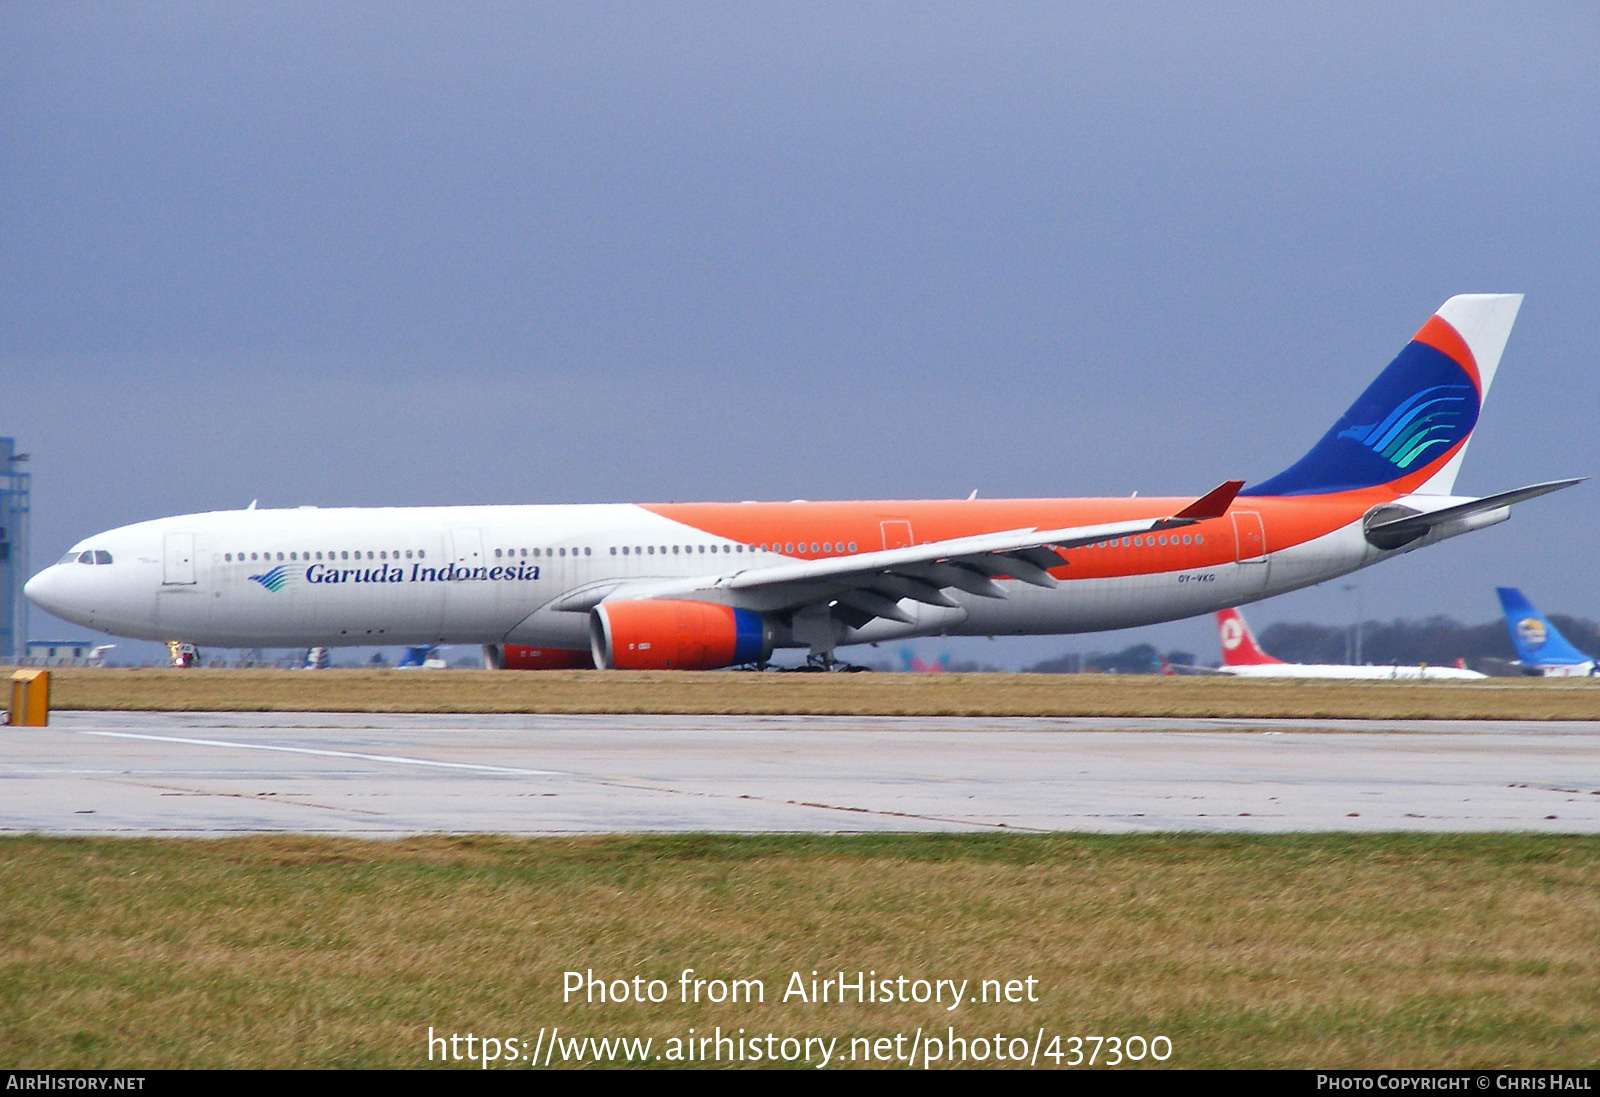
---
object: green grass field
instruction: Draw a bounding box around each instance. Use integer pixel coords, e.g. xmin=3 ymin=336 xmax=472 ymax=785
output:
xmin=12 ymin=673 xmax=1598 ymax=1068
xmin=38 ymin=666 xmax=1600 ymax=720
xmin=3 ymin=834 xmax=1597 ymax=1068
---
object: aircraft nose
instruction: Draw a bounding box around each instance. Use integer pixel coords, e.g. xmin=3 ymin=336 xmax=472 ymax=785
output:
xmin=23 ymin=566 xmax=70 ymax=619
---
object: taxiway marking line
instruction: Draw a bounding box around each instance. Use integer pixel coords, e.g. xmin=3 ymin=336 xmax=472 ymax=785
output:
xmin=77 ymin=730 xmax=566 ymax=777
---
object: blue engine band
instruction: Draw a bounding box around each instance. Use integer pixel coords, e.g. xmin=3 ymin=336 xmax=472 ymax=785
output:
xmin=732 ymin=608 xmax=766 ymax=665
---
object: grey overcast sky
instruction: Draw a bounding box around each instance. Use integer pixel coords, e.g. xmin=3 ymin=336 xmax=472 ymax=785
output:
xmin=3 ymin=2 xmax=1597 ymax=666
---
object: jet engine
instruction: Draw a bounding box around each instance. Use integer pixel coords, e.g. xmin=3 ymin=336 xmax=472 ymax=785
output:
xmin=589 ymin=600 xmax=773 ymax=670
xmin=482 ymin=643 xmax=596 ymax=669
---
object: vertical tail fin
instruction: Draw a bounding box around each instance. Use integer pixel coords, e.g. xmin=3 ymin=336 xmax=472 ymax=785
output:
xmin=1243 ymin=294 xmax=1522 ymax=498
xmin=1495 ymin=587 xmax=1593 ymax=668
xmin=1216 ymin=608 xmax=1283 ymax=666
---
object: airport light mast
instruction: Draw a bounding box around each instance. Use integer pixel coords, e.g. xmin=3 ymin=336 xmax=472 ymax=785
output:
xmin=1342 ymin=582 xmax=1364 ymax=666
xmin=0 ymin=439 xmax=30 ymax=661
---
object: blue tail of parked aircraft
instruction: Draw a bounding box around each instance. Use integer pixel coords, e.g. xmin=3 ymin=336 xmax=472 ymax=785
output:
xmin=397 ymin=644 xmax=450 ymax=669
xmin=1495 ymin=587 xmax=1596 ymax=675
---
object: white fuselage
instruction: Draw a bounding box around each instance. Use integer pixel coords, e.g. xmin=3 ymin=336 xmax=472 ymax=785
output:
xmin=1521 ymin=661 xmax=1599 ymax=678
xmin=1218 ymin=663 xmax=1486 ymax=680
xmin=24 ymin=495 xmax=1476 ymax=656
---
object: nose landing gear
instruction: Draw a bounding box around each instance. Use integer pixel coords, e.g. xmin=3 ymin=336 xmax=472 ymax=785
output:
xmin=166 ymin=641 xmax=199 ymax=668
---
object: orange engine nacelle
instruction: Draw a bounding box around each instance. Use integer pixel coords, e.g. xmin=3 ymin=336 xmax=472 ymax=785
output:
xmin=590 ymin=600 xmax=773 ymax=670
xmin=502 ymin=644 xmax=595 ymax=670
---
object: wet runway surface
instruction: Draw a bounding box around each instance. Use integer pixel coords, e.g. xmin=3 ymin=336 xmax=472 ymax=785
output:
xmin=4 ymin=711 xmax=1599 ymax=835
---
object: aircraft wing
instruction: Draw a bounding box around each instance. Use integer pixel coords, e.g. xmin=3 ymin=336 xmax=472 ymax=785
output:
xmin=585 ymin=480 xmax=1243 ymax=628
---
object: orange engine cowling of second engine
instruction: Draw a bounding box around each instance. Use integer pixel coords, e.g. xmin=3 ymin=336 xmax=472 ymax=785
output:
xmin=503 ymin=644 xmax=595 ymax=670
xmin=482 ymin=643 xmax=596 ymax=670
xmin=590 ymin=599 xmax=773 ymax=670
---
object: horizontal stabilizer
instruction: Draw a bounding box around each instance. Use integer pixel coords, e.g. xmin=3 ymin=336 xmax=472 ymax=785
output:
xmin=1365 ymin=478 xmax=1584 ymax=548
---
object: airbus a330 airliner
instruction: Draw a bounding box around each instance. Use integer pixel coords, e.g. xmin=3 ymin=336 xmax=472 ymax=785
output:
xmin=26 ymin=294 xmax=1580 ymax=671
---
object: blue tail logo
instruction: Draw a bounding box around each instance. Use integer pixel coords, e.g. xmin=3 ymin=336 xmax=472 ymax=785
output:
xmin=249 ymin=565 xmax=294 ymax=593
xmin=1246 ymin=328 xmax=1481 ymax=497
xmin=1335 ymin=382 xmax=1475 ymax=470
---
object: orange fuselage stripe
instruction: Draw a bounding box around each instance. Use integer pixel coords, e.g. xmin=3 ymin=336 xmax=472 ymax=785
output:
xmin=645 ymin=491 xmax=1393 ymax=581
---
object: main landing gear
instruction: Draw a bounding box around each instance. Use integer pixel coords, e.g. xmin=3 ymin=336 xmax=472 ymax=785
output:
xmin=734 ymin=653 xmax=872 ymax=673
xmin=800 ymin=651 xmax=872 ymax=673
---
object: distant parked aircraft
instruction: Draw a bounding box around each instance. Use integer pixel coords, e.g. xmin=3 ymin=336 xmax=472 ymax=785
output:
xmin=1212 ymin=607 xmax=1485 ymax=679
xmin=396 ymin=645 xmax=449 ymax=670
xmin=899 ymin=646 xmax=951 ymax=673
xmin=1495 ymin=587 xmax=1597 ymax=676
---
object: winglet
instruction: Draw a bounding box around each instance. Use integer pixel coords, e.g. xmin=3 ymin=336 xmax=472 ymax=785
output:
xmin=1170 ymin=479 xmax=1244 ymax=522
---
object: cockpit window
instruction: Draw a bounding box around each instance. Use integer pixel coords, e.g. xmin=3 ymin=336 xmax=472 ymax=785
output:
xmin=77 ymin=551 xmax=94 ymax=564
xmin=93 ymin=550 xmax=113 ymax=565
xmin=60 ymin=552 xmax=79 ymax=565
